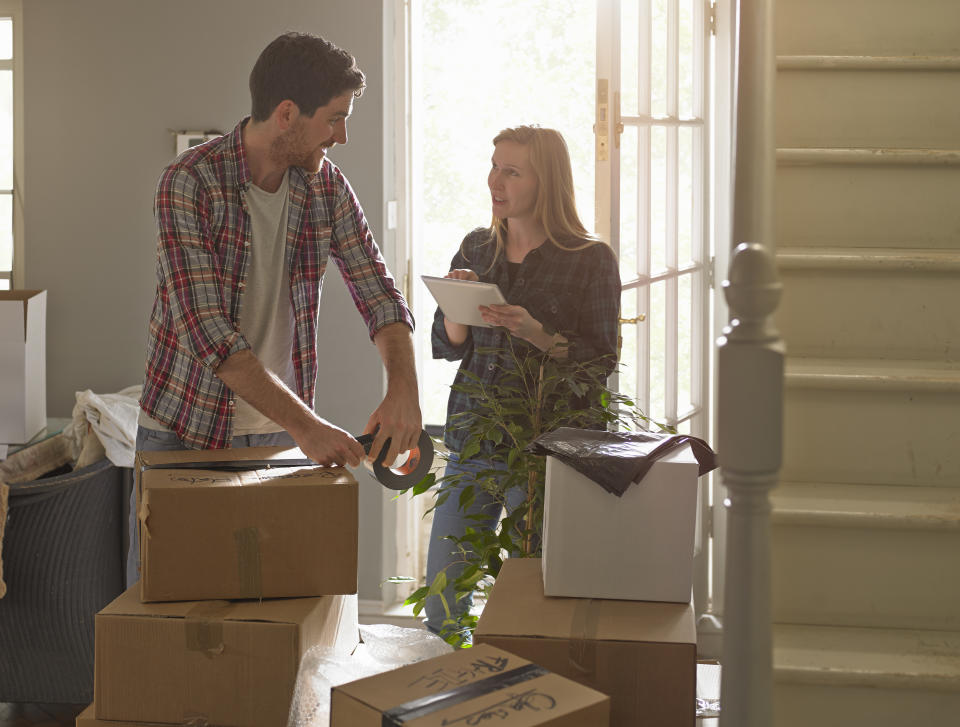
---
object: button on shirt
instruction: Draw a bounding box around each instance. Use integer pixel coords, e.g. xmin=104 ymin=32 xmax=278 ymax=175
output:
xmin=431 ymin=227 xmax=621 ymax=454
xmin=141 ymin=118 xmax=413 ymax=449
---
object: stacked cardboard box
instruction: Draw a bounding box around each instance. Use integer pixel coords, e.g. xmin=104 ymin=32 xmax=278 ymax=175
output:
xmin=475 ymin=445 xmax=703 ymax=727
xmin=81 ymin=446 xmax=361 ymax=727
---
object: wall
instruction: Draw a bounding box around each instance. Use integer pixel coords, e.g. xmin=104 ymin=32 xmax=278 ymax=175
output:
xmin=23 ymin=0 xmax=390 ymax=600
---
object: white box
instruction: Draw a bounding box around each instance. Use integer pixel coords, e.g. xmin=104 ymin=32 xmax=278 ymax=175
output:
xmin=542 ymin=443 xmax=700 ymax=602
xmin=0 ymin=290 xmax=46 ymax=444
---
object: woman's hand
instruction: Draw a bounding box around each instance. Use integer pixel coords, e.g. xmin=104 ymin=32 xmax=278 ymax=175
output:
xmin=445 ymin=268 xmax=479 ymax=282
xmin=480 ymin=303 xmax=562 ymax=352
xmin=442 ymin=269 xmax=478 ymax=345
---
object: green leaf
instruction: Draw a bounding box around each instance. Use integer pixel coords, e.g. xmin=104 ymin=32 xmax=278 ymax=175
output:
xmin=402 ymin=585 xmax=430 ymax=605
xmin=427 ymin=571 xmax=447 ymax=597
xmin=411 ymin=472 xmax=436 ymax=496
xmin=385 ymin=576 xmax=416 ymax=584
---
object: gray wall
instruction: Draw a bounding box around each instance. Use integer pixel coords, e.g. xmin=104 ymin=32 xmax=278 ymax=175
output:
xmin=24 ymin=0 xmax=389 ymax=600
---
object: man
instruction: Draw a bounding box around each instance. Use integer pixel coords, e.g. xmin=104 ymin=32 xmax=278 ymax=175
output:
xmin=137 ymin=32 xmax=420 ymax=469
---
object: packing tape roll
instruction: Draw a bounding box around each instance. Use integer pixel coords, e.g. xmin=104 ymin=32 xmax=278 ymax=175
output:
xmin=356 ymin=428 xmax=434 ymax=491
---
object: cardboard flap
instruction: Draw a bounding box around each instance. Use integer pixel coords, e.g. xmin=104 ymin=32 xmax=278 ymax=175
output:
xmin=135 ymin=446 xmax=356 ymax=487
xmin=338 ymin=644 xmax=534 ymax=711
xmin=0 ymin=290 xmax=44 ymax=343
xmin=101 ymin=584 xmax=345 ymax=626
xmin=475 ymin=558 xmax=696 ymax=645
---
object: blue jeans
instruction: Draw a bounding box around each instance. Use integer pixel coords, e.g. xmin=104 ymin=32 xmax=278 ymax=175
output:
xmin=128 ymin=426 xmax=296 ymax=585
xmin=423 ymin=454 xmax=528 ymax=635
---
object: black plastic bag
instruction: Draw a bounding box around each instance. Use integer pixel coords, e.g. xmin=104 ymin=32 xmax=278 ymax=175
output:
xmin=528 ymin=427 xmax=718 ymax=497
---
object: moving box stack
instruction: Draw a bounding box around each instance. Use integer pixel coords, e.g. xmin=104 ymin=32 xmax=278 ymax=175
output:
xmin=77 ymin=433 xmax=711 ymax=726
xmin=78 ymin=446 xmax=362 ymax=727
xmin=474 ymin=436 xmax=714 ymax=727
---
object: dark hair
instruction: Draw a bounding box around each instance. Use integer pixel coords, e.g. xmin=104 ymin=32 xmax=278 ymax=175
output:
xmin=249 ymin=32 xmax=366 ymax=122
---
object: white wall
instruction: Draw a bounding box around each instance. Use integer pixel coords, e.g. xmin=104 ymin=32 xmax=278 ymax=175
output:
xmin=23 ymin=0 xmax=391 ymax=600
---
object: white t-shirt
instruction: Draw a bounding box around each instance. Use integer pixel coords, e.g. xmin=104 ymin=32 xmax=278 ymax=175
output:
xmin=140 ymin=171 xmax=296 ymax=435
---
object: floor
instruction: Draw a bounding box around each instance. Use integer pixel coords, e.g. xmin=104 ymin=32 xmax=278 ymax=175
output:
xmin=0 ymin=703 xmax=84 ymax=727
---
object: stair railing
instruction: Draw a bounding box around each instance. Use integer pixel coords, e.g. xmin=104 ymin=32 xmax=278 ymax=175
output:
xmin=718 ymin=0 xmax=783 ymax=725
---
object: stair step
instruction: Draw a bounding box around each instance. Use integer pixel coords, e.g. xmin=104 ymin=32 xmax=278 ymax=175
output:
xmin=777 ymin=0 xmax=960 ymax=56
xmin=777 ymin=246 xmax=960 ymax=272
xmin=784 ymin=358 xmax=960 ymax=393
xmin=775 ymin=250 xmax=960 ymax=359
xmin=778 ymin=55 xmax=960 ymax=71
xmin=775 ymin=157 xmax=960 ymax=248
xmin=770 ymin=483 xmax=960 ymax=631
xmin=773 ymin=624 xmax=960 ymax=727
xmin=774 ymin=623 xmax=960 ymax=690
xmin=777 ymin=68 xmax=960 ymax=149
xmin=780 ymin=359 xmax=960 ymax=488
xmin=772 ymin=481 xmax=960 ymax=530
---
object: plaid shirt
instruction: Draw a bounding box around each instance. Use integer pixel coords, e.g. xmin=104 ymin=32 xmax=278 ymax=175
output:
xmin=141 ymin=119 xmax=413 ymax=449
xmin=431 ymin=227 xmax=621 ymax=453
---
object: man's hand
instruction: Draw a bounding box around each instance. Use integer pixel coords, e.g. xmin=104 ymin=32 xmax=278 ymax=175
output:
xmin=288 ymin=416 xmax=366 ymax=468
xmin=363 ymin=386 xmax=422 ymax=468
xmin=367 ymin=323 xmax=422 ymax=467
xmin=215 ymin=349 xmax=365 ymax=467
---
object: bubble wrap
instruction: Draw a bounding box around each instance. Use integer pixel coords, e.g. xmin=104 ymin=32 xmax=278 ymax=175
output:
xmin=287 ymin=623 xmax=453 ymax=727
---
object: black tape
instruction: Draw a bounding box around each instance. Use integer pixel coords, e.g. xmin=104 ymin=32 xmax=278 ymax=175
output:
xmin=357 ymin=429 xmax=434 ymax=491
xmin=382 ymin=663 xmax=549 ymax=726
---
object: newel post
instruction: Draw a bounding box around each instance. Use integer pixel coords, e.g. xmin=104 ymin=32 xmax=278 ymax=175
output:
xmin=718 ymin=243 xmax=783 ymax=727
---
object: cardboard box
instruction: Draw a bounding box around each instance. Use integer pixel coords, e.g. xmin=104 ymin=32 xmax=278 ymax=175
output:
xmin=0 ymin=290 xmax=46 ymax=444
xmin=94 ymin=585 xmax=358 ymax=727
xmin=331 ymin=643 xmax=610 ymax=726
xmin=77 ymin=704 xmax=166 ymax=726
xmin=136 ymin=446 xmax=358 ymax=601
xmin=542 ymin=444 xmax=700 ymax=602
xmin=474 ymin=558 xmax=696 ymax=727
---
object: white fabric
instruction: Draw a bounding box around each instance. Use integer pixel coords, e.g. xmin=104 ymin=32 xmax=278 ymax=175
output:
xmin=64 ymin=384 xmax=142 ymax=468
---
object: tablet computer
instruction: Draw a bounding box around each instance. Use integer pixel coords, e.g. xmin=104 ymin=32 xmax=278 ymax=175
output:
xmin=422 ymin=275 xmax=508 ymax=327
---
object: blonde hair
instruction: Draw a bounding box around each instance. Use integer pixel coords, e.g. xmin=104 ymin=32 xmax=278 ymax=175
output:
xmin=483 ymin=125 xmax=605 ymax=262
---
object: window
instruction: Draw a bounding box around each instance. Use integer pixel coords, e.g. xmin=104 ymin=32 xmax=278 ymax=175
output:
xmin=597 ymin=0 xmax=714 ymax=612
xmin=0 ymin=1 xmax=20 ymax=291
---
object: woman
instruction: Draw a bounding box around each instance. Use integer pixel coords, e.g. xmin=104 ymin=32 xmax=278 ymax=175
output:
xmin=426 ymin=125 xmax=621 ymax=637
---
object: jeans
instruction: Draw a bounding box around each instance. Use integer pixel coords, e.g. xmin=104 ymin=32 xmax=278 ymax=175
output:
xmin=423 ymin=454 xmax=528 ymax=635
xmin=128 ymin=426 xmax=296 ymax=585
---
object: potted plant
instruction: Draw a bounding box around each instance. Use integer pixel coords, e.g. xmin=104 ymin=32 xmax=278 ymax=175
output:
xmin=392 ymin=336 xmax=666 ymax=647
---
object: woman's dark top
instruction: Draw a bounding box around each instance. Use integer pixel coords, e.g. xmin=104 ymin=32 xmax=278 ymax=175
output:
xmin=431 ymin=227 xmax=622 ymax=454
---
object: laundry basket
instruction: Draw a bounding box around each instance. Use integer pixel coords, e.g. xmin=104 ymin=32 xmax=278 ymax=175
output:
xmin=0 ymin=435 xmax=126 ymax=704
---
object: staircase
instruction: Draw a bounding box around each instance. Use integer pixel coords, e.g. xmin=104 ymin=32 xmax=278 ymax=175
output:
xmin=770 ymin=1 xmax=960 ymax=724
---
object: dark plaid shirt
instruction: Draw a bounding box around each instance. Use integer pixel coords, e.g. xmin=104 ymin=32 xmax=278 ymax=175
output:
xmin=141 ymin=118 xmax=413 ymax=449
xmin=432 ymin=227 xmax=621 ymax=454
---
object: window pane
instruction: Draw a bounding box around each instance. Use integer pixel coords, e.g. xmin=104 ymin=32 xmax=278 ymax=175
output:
xmin=0 ymin=69 xmax=11 ymax=191
xmin=621 ymin=0 xmax=639 ymax=117
xmin=679 ymin=0 xmax=694 ymax=118
xmin=651 ymin=125 xmax=666 ymax=272
xmin=679 ymin=125 xmax=693 ymax=265
xmin=678 ymin=272 xmax=693 ymax=415
xmin=620 ymin=125 xmax=638 ymax=279
xmin=649 ymin=279 xmax=666 ymax=423
xmin=651 ymin=0 xmax=668 ymax=117
xmin=416 ymin=0 xmax=596 ymax=426
xmin=0 ymin=19 xmax=11 ymax=61
xmin=0 ymin=193 xmax=11 ymax=270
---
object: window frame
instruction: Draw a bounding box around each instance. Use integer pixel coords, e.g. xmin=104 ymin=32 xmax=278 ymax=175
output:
xmin=381 ymin=1 xmax=736 ymax=642
xmin=0 ymin=0 xmax=22 ymax=290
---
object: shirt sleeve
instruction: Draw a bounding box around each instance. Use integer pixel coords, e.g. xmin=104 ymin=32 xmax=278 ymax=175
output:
xmin=327 ymin=167 xmax=415 ymax=339
xmin=430 ymin=244 xmax=474 ymax=361
xmin=564 ymin=245 xmax=621 ymax=370
xmin=154 ymin=164 xmax=250 ymax=369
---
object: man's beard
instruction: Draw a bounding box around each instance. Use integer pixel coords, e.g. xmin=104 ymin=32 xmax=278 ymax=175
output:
xmin=270 ymin=125 xmax=322 ymax=172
